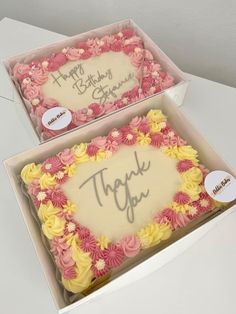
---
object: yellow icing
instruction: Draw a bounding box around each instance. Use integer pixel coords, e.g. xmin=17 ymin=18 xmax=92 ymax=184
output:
xmin=97 ymin=235 xmax=110 ymax=250
xmin=42 ymin=215 xmax=65 ymax=239
xmin=63 ymin=164 xmax=77 ymax=177
xmin=176 ymin=146 xmax=199 ymax=163
xmin=38 ymin=201 xmax=60 ymax=222
xmin=149 ymin=121 xmax=163 ymax=133
xmin=72 ymin=143 xmax=90 ymax=163
xmin=182 ymin=167 xmax=203 ymax=185
xmin=181 ymin=181 xmax=202 ymax=201
xmin=91 ymin=149 xmax=107 ymax=161
xmin=137 ymin=132 xmax=151 ymax=145
xmin=62 ymin=266 xmax=93 ymax=293
xmin=63 ymin=201 xmax=76 ymax=215
xmin=171 ymin=202 xmax=189 ymax=213
xmin=137 ymin=223 xmax=172 ymax=249
xmin=147 ymin=109 xmax=166 ymax=123
xmin=39 ymin=173 xmax=56 ymax=189
xmin=21 ymin=163 xmax=42 ymax=185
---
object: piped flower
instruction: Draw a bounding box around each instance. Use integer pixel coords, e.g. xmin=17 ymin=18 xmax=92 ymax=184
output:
xmin=104 ymin=244 xmax=124 ymax=268
xmin=41 ymin=156 xmax=63 ymax=174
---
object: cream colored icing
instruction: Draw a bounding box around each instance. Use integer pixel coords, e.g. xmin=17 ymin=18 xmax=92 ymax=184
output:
xmin=62 ymin=145 xmax=181 ymax=241
xmin=42 ymin=52 xmax=138 ymax=110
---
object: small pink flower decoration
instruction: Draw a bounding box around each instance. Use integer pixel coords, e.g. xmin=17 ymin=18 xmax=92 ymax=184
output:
xmin=30 ymin=68 xmax=48 ymax=85
xmin=173 ymin=192 xmax=190 ymax=205
xmin=105 ymin=139 xmax=119 ymax=153
xmin=120 ymin=235 xmax=141 ymax=257
xmin=151 ymin=133 xmax=164 ymax=147
xmin=41 ymin=156 xmax=63 ymax=174
xmin=28 ymin=180 xmax=41 ymax=197
xmin=80 ymin=236 xmax=97 ymax=253
xmin=51 ymin=236 xmax=69 ymax=256
xmin=23 ymin=83 xmax=41 ymax=100
xmin=123 ymin=132 xmax=137 ymax=145
xmin=65 ymin=47 xmax=81 ymax=61
xmin=77 ymin=226 xmax=91 ymax=239
xmin=91 ymin=136 xmax=107 ymax=149
xmin=13 ymin=63 xmax=30 ymax=80
xmin=49 ymin=189 xmax=68 ymax=208
xmin=92 ymin=254 xmax=109 ymax=278
xmin=87 ymin=144 xmax=99 ymax=156
xmin=104 ymin=244 xmax=124 ymax=268
xmin=192 ymin=192 xmax=213 ymax=213
xmin=57 ymin=148 xmax=75 ymax=165
xmin=108 ymin=128 xmax=123 ymax=144
xmin=176 ymin=160 xmax=194 ymax=173
xmin=55 ymin=248 xmax=75 ymax=270
xmin=63 ymin=266 xmax=77 ymax=280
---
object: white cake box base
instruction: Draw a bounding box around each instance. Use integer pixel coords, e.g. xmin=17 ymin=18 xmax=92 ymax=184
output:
xmin=4 ymin=93 xmax=235 ymax=313
xmin=2 ymin=19 xmax=188 ymax=143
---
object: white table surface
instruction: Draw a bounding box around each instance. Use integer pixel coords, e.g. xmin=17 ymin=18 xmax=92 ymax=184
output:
xmin=0 ymin=17 xmax=236 ymax=314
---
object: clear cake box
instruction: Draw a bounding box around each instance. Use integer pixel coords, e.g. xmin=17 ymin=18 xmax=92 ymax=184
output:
xmin=2 ymin=19 xmax=188 ymax=143
xmin=4 ymin=92 xmax=236 ymax=314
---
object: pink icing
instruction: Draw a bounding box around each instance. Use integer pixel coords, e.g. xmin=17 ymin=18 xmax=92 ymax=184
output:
xmin=176 ymin=159 xmax=194 ymax=173
xmin=151 ymin=133 xmax=164 ymax=147
xmin=91 ymin=136 xmax=107 ymax=149
xmin=122 ymin=131 xmax=137 ymax=145
xmin=129 ymin=116 xmax=143 ymax=129
xmin=105 ymin=139 xmax=119 ymax=153
xmin=13 ymin=63 xmax=30 ymax=80
xmin=41 ymin=156 xmax=63 ymax=174
xmin=120 ymin=235 xmax=141 ymax=257
xmin=104 ymin=244 xmax=124 ymax=268
xmin=77 ymin=226 xmax=91 ymax=239
xmin=92 ymin=253 xmax=109 ymax=277
xmin=122 ymin=28 xmax=134 ymax=39
xmin=57 ymin=148 xmax=75 ymax=165
xmin=80 ymin=236 xmax=97 ymax=253
xmin=42 ymin=98 xmax=59 ymax=109
xmin=23 ymin=83 xmax=41 ymax=100
xmin=88 ymin=103 xmax=105 ymax=117
xmin=30 ymin=68 xmax=48 ymax=85
xmin=65 ymin=47 xmax=81 ymax=61
xmin=154 ymin=208 xmax=190 ymax=230
xmin=107 ymin=128 xmax=123 ymax=144
xmin=191 ymin=192 xmax=213 ymax=213
xmin=55 ymin=248 xmax=75 ymax=270
xmin=51 ymin=236 xmax=69 ymax=255
xmin=173 ymin=191 xmax=190 ymax=205
xmin=28 ymin=180 xmax=40 ymax=196
xmin=49 ymin=189 xmax=68 ymax=208
xmin=63 ymin=266 xmax=77 ymax=280
xmin=86 ymin=144 xmax=99 ymax=156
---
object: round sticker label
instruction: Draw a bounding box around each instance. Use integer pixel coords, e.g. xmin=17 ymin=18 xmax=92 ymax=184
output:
xmin=204 ymin=170 xmax=236 ymax=203
xmin=42 ymin=107 xmax=72 ymax=131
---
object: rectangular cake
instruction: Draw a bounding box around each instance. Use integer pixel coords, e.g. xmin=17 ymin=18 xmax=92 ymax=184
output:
xmin=11 ymin=27 xmax=176 ymax=141
xmin=20 ymin=109 xmax=219 ymax=300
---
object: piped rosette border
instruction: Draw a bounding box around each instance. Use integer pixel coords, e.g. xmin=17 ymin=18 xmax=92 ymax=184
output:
xmin=21 ymin=109 xmax=216 ymax=294
xmin=13 ymin=28 xmax=174 ymax=140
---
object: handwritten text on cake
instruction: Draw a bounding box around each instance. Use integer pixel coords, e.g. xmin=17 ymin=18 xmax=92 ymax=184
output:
xmin=50 ymin=63 xmax=135 ymax=104
xmin=78 ymin=151 xmax=151 ymax=223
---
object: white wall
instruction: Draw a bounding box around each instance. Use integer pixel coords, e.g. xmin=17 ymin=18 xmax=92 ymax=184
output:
xmin=1 ymin=0 xmax=236 ymax=87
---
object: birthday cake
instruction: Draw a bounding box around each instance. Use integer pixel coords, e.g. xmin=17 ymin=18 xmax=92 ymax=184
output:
xmin=13 ymin=28 xmax=175 ymax=140
xmin=20 ymin=109 xmax=216 ymax=295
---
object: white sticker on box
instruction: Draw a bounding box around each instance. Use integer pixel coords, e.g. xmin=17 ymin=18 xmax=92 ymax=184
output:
xmin=42 ymin=107 xmax=72 ymax=131
xmin=204 ymin=170 xmax=236 ymax=203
